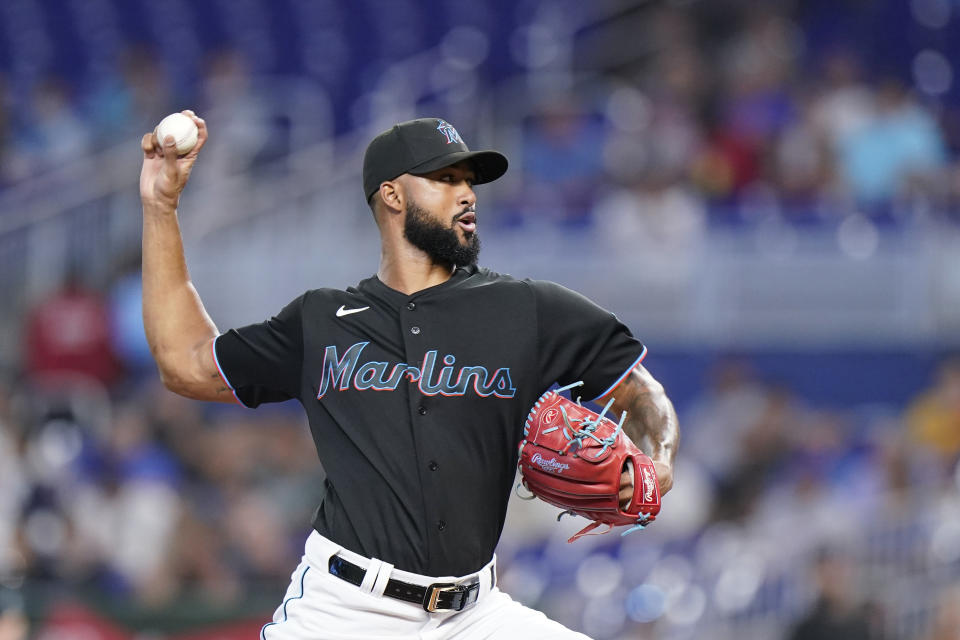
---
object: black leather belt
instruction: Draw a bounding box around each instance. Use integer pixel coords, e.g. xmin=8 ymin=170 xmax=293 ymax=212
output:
xmin=328 ymin=555 xmax=483 ymax=612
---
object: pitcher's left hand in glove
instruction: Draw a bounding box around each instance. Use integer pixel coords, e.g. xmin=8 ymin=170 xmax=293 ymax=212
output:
xmin=518 ymin=382 xmax=661 ymax=543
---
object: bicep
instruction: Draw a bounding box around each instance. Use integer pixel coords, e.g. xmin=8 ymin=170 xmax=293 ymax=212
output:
xmin=599 ymin=364 xmax=665 ymax=414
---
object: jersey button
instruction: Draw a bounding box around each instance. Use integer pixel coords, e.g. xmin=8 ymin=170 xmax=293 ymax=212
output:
xmin=407 ymin=302 xmax=416 ymax=311
xmin=410 ymin=326 xmax=421 ymax=335
xmin=437 ymin=520 xmax=446 ymax=531
xmin=429 ymin=460 xmax=439 ymax=471
xmin=418 ymin=406 xmax=427 ymax=415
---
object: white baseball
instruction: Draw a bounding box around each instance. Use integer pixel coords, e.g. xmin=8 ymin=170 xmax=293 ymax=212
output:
xmin=155 ymin=112 xmax=199 ymax=155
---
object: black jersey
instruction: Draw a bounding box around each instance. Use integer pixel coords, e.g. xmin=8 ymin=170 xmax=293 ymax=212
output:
xmin=213 ymin=265 xmax=645 ymax=577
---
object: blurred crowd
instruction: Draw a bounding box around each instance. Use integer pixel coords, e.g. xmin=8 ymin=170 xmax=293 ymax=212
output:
xmin=0 ymin=46 xmax=304 ymax=197
xmin=3 ymin=1 xmax=960 ymax=638
xmin=509 ymin=6 xmax=960 ymax=239
xmin=1 ymin=291 xmax=324 ymax=632
xmin=1 ymin=3 xmax=959 ymax=234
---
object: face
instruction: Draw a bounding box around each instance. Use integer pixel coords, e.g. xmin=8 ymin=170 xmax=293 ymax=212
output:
xmin=400 ymin=162 xmax=480 ymax=267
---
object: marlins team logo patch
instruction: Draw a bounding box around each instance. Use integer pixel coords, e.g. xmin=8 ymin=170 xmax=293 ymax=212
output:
xmin=436 ymin=119 xmax=463 ymax=144
xmin=316 ymin=341 xmax=516 ymax=399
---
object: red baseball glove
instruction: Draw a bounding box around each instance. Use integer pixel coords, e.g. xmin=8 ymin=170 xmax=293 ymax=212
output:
xmin=518 ymin=382 xmax=661 ymax=543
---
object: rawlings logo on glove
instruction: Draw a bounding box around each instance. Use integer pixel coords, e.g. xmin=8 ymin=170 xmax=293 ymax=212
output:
xmin=517 ymin=382 xmax=661 ymax=543
xmin=531 ymin=453 xmax=571 ymax=473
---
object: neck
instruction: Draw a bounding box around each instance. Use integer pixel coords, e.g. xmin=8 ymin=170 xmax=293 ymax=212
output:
xmin=377 ymin=235 xmax=456 ymax=295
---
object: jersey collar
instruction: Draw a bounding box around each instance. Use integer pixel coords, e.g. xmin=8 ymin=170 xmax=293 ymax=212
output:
xmin=359 ymin=265 xmax=477 ymax=303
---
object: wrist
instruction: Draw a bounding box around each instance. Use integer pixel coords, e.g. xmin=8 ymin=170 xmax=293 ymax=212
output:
xmin=650 ymin=458 xmax=673 ymax=479
xmin=646 ymin=450 xmax=672 ymax=465
xmin=142 ymin=197 xmax=178 ymax=216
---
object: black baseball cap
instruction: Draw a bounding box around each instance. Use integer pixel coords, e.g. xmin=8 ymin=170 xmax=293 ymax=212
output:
xmin=363 ymin=118 xmax=509 ymax=201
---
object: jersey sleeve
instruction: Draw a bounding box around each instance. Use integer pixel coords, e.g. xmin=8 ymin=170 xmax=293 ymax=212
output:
xmin=530 ymin=280 xmax=646 ymax=402
xmin=213 ymin=294 xmax=305 ymax=407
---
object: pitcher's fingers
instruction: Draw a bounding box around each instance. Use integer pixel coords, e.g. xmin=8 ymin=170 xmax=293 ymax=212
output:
xmin=141 ymin=133 xmax=157 ymax=158
xmin=162 ymin=135 xmax=179 ymax=170
xmin=144 ymin=131 xmax=165 ymax=156
xmin=619 ymin=469 xmax=634 ymax=506
xmin=619 ymin=471 xmax=633 ymax=493
xmin=190 ymin=115 xmax=208 ymax=154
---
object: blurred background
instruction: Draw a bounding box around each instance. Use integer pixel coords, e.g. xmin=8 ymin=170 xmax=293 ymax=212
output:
xmin=1 ymin=0 xmax=960 ymax=638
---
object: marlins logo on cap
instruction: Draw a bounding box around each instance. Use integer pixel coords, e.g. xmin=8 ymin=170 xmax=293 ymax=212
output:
xmin=436 ymin=119 xmax=464 ymax=145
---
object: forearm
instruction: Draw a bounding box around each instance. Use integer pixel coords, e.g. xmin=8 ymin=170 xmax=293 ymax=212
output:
xmin=141 ymin=202 xmax=219 ymax=388
xmin=620 ymin=376 xmax=679 ymax=465
xmin=605 ymin=366 xmax=679 ymax=468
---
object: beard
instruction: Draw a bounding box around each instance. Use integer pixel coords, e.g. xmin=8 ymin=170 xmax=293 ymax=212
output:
xmin=403 ymin=201 xmax=480 ymax=268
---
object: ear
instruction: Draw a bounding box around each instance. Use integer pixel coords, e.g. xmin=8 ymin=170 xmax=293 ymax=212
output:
xmin=378 ymin=180 xmax=404 ymax=213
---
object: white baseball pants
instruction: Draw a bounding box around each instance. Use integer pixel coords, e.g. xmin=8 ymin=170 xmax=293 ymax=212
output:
xmin=259 ymin=531 xmax=591 ymax=640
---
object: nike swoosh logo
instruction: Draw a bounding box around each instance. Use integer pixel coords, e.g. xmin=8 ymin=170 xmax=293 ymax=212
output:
xmin=336 ymin=305 xmax=370 ymax=317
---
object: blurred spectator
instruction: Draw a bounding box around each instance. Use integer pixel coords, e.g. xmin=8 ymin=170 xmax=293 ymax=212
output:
xmin=684 ymin=358 xmax=771 ymax=483
xmin=15 ymin=414 xmax=81 ymax=583
xmin=720 ymin=12 xmax=799 ymax=153
xmin=788 ymin=548 xmax=872 ymax=640
xmin=905 ymin=356 xmax=960 ymax=469
xmin=692 ymin=98 xmax=762 ymax=205
xmin=646 ymin=8 xmax=707 ymax=106
xmin=4 ymin=77 xmax=92 ymax=182
xmin=597 ymin=40 xmax=706 ymax=258
xmin=82 ymin=46 xmax=175 ymax=144
xmin=922 ymin=585 xmax=960 ymax=640
xmin=0 ymin=589 xmax=26 ymax=640
xmin=715 ymin=385 xmax=800 ymax=524
xmin=70 ymin=402 xmax=181 ymax=602
xmin=773 ymin=91 xmax=834 ymax=209
xmin=810 ymin=49 xmax=874 ymax=149
xmin=24 ymin=268 xmax=121 ymax=389
xmin=836 ymin=79 xmax=946 ymax=208
xmin=198 ymin=49 xmax=273 ymax=177
xmin=516 ymin=100 xmax=605 ymax=227
xmin=0 ymin=378 xmax=25 ymax=558
xmin=107 ymin=253 xmax=154 ymax=384
xmin=171 ymin=506 xmax=243 ymax=605
xmin=592 ymin=166 xmax=706 ymax=265
xmin=0 ymin=73 xmax=11 ymax=191
xmin=692 ymin=11 xmax=800 ymax=206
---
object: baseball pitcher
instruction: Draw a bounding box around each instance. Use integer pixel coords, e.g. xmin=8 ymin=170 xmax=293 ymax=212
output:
xmin=139 ymin=113 xmax=679 ymax=639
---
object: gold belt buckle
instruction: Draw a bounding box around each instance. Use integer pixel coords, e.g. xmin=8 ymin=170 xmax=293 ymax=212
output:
xmin=424 ymin=583 xmax=465 ymax=612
